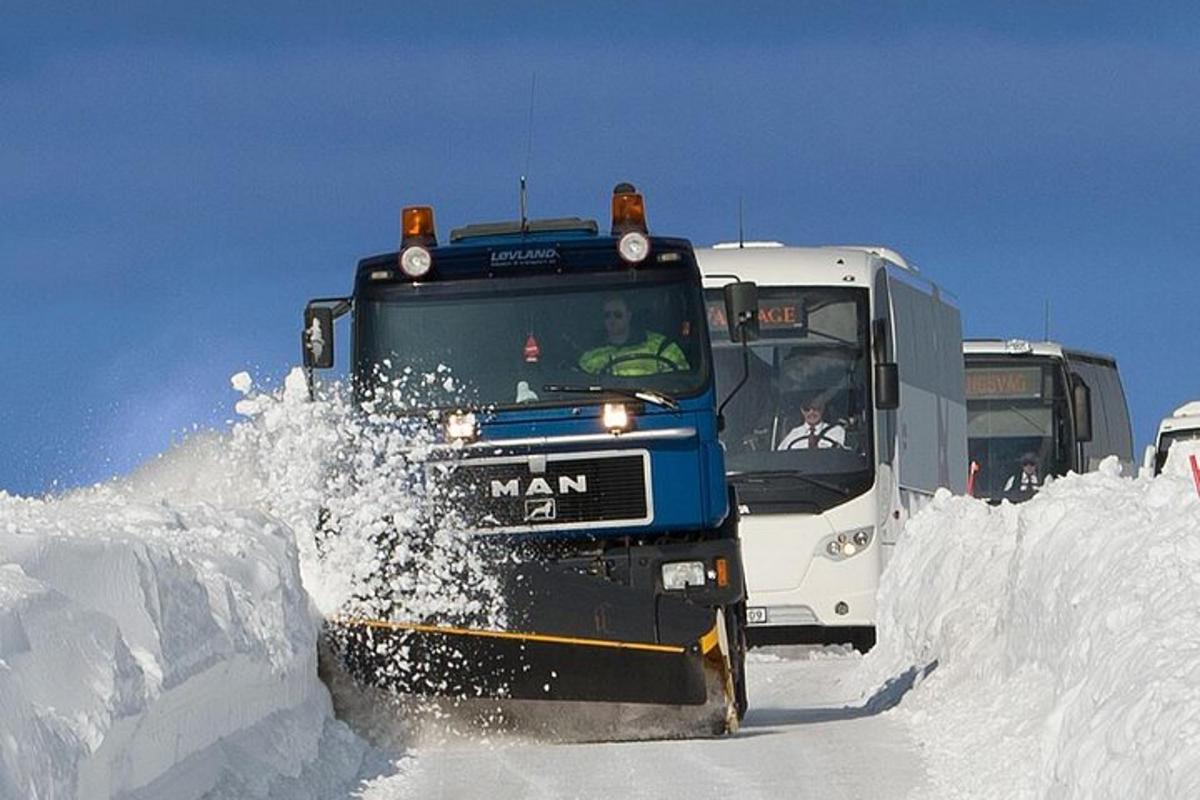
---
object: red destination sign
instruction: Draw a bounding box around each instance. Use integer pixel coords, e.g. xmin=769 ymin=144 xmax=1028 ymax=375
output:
xmin=707 ymin=301 xmax=802 ymax=330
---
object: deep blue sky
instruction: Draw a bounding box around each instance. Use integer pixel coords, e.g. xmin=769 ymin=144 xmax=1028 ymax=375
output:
xmin=3 ymin=3 xmax=1198 ymax=495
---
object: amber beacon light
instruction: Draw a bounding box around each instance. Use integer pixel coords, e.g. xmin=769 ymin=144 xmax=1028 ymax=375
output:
xmin=611 ymin=182 xmax=650 ymax=264
xmin=401 ymin=206 xmax=437 ymax=246
xmin=399 ymin=205 xmax=437 ymax=278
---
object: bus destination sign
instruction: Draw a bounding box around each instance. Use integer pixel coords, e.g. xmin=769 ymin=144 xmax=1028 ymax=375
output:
xmin=966 ymin=367 xmax=1043 ymax=400
xmin=706 ymin=300 xmax=804 ymax=331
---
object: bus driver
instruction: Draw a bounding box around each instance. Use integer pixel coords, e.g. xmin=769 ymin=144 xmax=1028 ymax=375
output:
xmin=778 ymin=392 xmax=846 ymax=450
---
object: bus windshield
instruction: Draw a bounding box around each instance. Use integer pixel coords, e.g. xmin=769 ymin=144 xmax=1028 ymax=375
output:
xmin=357 ymin=270 xmax=709 ymax=410
xmin=965 ymin=358 xmax=1072 ymax=498
xmin=1155 ymin=427 xmax=1200 ymax=475
xmin=706 ymin=286 xmax=873 ymax=504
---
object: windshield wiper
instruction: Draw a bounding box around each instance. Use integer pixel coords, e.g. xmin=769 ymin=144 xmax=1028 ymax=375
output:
xmin=1005 ymin=404 xmax=1047 ymax=435
xmin=727 ymin=469 xmax=851 ymax=497
xmin=542 ymin=384 xmax=680 ymax=411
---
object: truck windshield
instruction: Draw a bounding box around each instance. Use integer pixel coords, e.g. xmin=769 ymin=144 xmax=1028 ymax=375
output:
xmin=965 ymin=358 xmax=1072 ymax=497
xmin=356 ymin=270 xmax=709 ymax=410
xmin=706 ymin=286 xmax=873 ymax=505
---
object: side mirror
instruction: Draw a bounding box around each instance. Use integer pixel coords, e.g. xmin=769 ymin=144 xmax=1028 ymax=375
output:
xmin=723 ymin=281 xmax=759 ymax=343
xmin=875 ymin=363 xmax=899 ymax=410
xmin=1071 ymin=373 xmax=1092 ymax=443
xmin=303 ymin=306 xmax=335 ymax=369
xmin=1140 ymin=444 xmax=1157 ymax=478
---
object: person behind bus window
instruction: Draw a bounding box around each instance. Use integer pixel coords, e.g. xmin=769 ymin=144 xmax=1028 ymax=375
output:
xmin=778 ymin=392 xmax=846 ymax=450
xmin=578 ymin=295 xmax=689 ymax=376
xmin=1004 ymin=451 xmax=1042 ymax=494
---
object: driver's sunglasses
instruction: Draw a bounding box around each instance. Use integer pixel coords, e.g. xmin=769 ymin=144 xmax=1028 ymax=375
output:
xmin=604 ymin=310 xmax=627 ymax=319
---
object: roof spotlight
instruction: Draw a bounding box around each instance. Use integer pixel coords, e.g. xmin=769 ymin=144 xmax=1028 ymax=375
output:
xmin=618 ymin=231 xmax=650 ymax=264
xmin=400 ymin=245 xmax=432 ymax=278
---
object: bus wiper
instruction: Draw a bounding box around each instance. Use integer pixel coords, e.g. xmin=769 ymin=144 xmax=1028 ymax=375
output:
xmin=727 ymin=470 xmax=851 ymax=497
xmin=542 ymin=384 xmax=680 ymax=411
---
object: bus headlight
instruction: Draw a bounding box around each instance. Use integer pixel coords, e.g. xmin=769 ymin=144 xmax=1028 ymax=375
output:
xmin=819 ymin=527 xmax=874 ymax=561
xmin=661 ymin=561 xmax=706 ymax=590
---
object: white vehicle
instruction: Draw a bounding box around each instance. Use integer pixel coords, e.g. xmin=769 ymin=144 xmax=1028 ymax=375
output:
xmin=700 ymin=244 xmax=966 ymax=648
xmin=964 ymin=340 xmax=1134 ymax=500
xmin=1148 ymin=401 xmax=1200 ymax=475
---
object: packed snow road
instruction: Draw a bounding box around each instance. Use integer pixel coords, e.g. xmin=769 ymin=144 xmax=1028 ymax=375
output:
xmin=350 ymin=649 xmax=928 ymax=799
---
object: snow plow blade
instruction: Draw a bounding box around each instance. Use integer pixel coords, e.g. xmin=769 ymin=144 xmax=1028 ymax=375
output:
xmin=323 ymin=553 xmax=742 ymax=735
xmin=330 ymin=617 xmax=726 ymax=707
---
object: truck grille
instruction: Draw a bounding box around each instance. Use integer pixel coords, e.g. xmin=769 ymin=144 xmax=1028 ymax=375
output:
xmin=436 ymin=450 xmax=652 ymax=532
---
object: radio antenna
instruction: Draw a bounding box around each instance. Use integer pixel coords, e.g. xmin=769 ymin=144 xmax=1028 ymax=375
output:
xmin=520 ymin=72 xmax=536 ymax=234
xmin=520 ymin=175 xmax=529 ymax=234
xmin=524 ymin=73 xmax=537 ymax=176
xmin=738 ymin=195 xmax=745 ymax=248
xmin=1043 ymin=298 xmax=1051 ymax=341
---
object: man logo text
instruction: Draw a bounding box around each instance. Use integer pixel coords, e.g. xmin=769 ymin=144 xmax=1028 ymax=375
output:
xmin=490 ymin=475 xmax=588 ymax=498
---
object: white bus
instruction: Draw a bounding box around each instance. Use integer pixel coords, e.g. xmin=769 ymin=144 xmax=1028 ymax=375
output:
xmin=964 ymin=340 xmax=1134 ymax=500
xmin=700 ymin=244 xmax=966 ymax=649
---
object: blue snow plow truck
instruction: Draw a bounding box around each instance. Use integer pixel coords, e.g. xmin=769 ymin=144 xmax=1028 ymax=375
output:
xmin=303 ymin=184 xmax=757 ymax=735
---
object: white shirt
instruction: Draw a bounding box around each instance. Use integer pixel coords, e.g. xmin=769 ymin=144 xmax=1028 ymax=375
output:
xmin=778 ymin=422 xmax=846 ymax=450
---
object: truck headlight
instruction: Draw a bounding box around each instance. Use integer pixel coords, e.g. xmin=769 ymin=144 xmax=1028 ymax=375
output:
xmin=661 ymin=561 xmax=706 ymax=590
xmin=444 ymin=411 xmax=477 ymax=442
xmin=603 ymin=402 xmax=630 ymax=433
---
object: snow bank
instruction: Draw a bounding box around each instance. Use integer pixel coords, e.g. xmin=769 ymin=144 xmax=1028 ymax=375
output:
xmin=0 ymin=487 xmax=364 ymax=800
xmin=0 ymin=371 xmax=369 ymax=800
xmin=856 ymin=445 xmax=1200 ymax=799
xmin=0 ymin=368 xmax=510 ymax=798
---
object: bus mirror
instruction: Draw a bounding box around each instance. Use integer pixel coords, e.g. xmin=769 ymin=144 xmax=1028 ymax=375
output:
xmin=1140 ymin=444 xmax=1157 ymax=478
xmin=303 ymin=306 xmax=335 ymax=369
xmin=1072 ymin=374 xmax=1093 ymax=443
xmin=875 ymin=363 xmax=899 ymax=410
xmin=723 ymin=281 xmax=759 ymax=343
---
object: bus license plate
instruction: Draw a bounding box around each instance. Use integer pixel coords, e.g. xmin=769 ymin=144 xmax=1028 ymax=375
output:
xmin=746 ymin=607 xmax=767 ymax=624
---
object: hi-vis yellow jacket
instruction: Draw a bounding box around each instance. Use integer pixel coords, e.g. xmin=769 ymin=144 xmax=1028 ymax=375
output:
xmin=578 ymin=332 xmax=689 ymax=376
